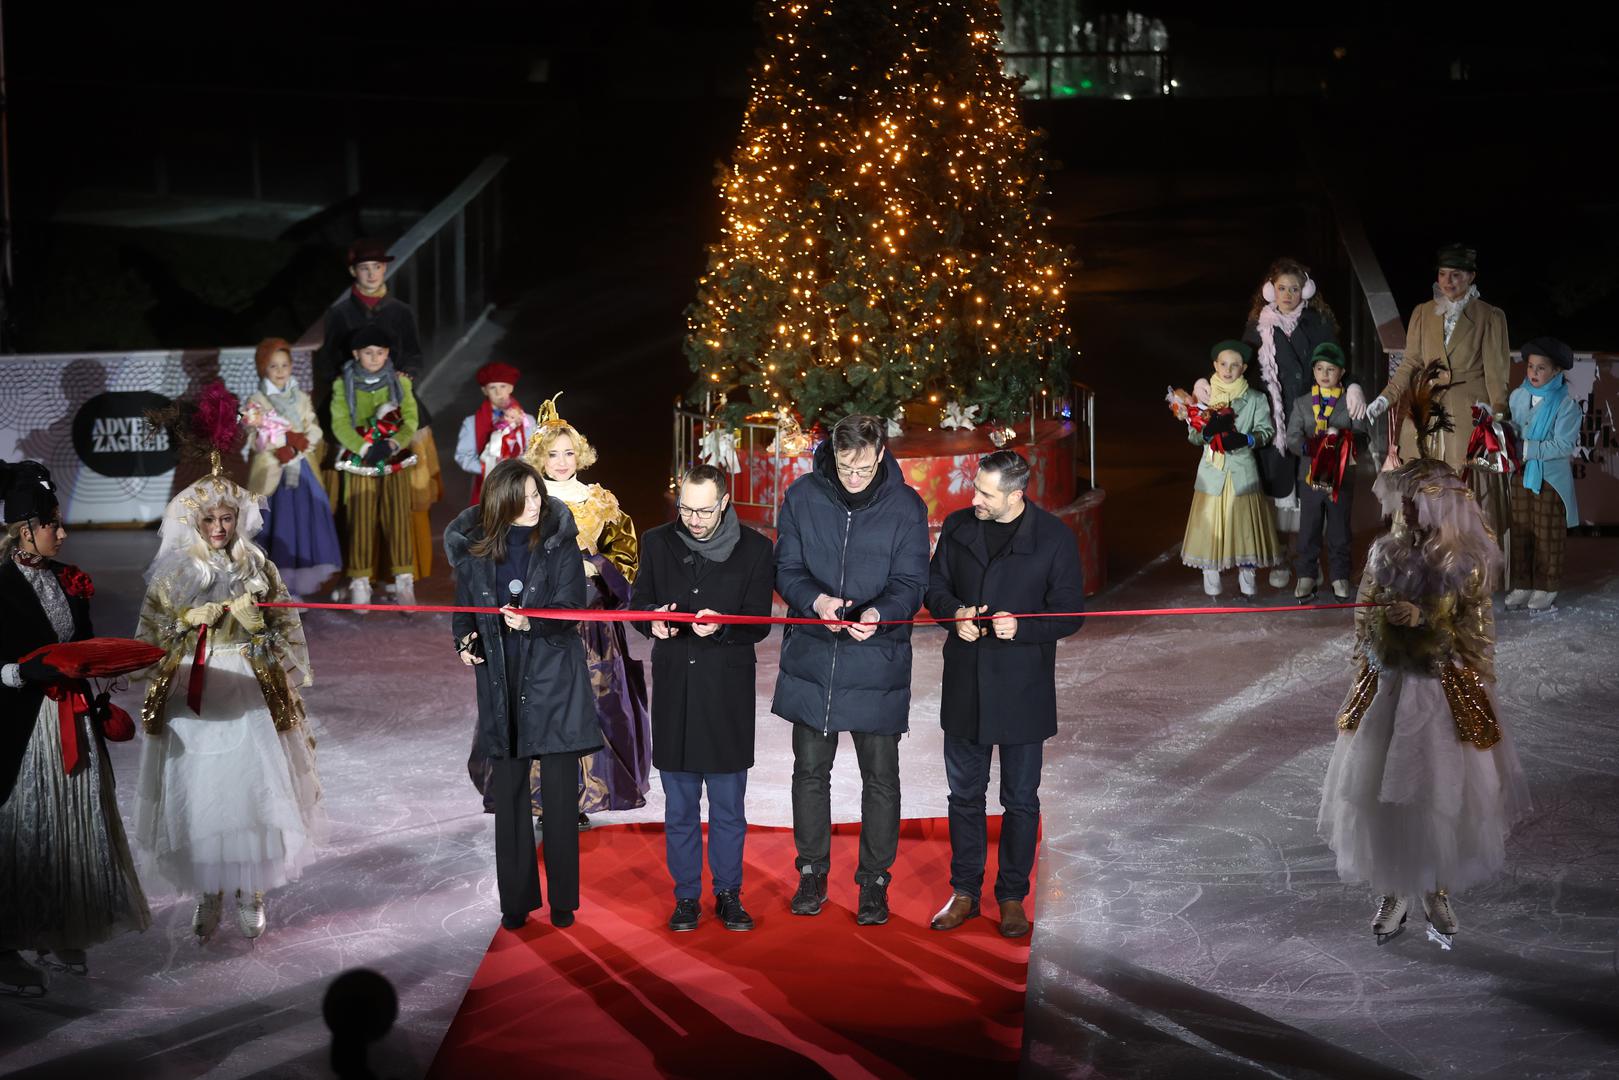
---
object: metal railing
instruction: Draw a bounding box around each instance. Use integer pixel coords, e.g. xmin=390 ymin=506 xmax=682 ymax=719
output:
xmin=672 ymin=404 xmax=793 ymax=527
xmin=299 ymin=154 xmax=507 ymax=364
xmin=1003 ymin=50 xmax=1173 ymax=100
xmin=1035 ymin=380 xmax=1098 ymax=492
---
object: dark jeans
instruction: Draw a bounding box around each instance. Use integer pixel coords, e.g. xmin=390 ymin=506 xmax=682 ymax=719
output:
xmin=491 ymin=753 xmax=579 ymax=917
xmin=661 ymin=769 xmax=748 ymax=899
xmin=791 ymin=723 xmax=900 ymax=884
xmin=1294 ymin=482 xmax=1354 ymax=582
xmin=944 ymin=734 xmax=1043 ymax=903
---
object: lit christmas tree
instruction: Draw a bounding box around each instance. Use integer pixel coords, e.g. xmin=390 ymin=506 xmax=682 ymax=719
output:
xmin=685 ymin=0 xmax=1074 ymax=429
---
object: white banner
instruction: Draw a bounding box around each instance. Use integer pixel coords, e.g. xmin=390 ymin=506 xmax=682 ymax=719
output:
xmin=1 ymin=346 xmax=314 ymax=525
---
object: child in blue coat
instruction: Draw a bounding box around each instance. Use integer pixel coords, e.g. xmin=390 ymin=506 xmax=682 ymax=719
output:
xmin=1505 ymin=338 xmax=1582 ymax=612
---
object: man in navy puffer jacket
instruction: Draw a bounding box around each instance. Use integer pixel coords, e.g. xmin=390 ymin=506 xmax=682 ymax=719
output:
xmin=772 ymin=414 xmax=929 ymax=926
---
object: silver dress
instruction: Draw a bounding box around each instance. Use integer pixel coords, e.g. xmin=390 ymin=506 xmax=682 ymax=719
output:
xmin=0 ymin=562 xmax=150 ymax=952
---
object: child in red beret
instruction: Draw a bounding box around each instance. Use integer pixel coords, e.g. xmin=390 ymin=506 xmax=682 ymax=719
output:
xmin=455 ymin=362 xmax=536 ymax=505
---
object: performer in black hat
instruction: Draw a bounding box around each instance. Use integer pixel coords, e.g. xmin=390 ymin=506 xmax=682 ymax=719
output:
xmin=0 ymin=461 xmax=150 ymax=995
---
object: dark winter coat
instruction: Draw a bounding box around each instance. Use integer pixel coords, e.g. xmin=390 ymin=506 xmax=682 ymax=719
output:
xmin=445 ymin=501 xmax=602 ymax=760
xmin=925 ymin=504 xmax=1086 ymax=745
xmin=1 ymin=559 xmax=93 ymax=804
xmin=313 ymin=290 xmax=427 ymax=412
xmin=629 ymin=512 xmax=774 ymax=774
xmin=771 ymin=441 xmax=930 ymax=736
xmin=1285 ymin=390 xmax=1368 ymax=485
xmin=1243 ymin=307 xmax=1339 ymax=498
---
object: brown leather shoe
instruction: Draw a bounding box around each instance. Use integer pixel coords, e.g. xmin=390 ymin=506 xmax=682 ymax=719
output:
xmin=930 ymin=893 xmax=980 ymax=931
xmin=998 ymin=899 xmax=1031 ymax=938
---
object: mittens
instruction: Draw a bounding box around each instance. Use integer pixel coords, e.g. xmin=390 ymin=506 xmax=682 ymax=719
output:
xmin=284 ymin=431 xmax=310 ymax=453
xmin=361 ymin=440 xmax=392 ymax=467
xmin=17 ymin=656 xmax=62 ymax=684
xmin=274 ymin=445 xmax=298 ymax=464
xmin=1201 ymin=408 xmax=1237 ymax=437
xmin=1208 ymin=431 xmax=1252 ymax=454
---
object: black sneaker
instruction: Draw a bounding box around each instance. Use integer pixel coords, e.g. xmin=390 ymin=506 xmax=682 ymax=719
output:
xmin=715 ymin=890 xmax=755 ymax=932
xmin=668 ymin=897 xmax=700 ymax=932
xmin=790 ymin=868 xmax=828 ymax=915
xmin=856 ymin=875 xmax=890 ymax=926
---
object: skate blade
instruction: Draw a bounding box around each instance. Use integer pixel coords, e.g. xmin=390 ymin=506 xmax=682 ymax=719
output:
xmin=0 ymin=982 xmax=47 ymax=997
xmin=1425 ymin=926 xmax=1454 ymax=950
xmin=1375 ymin=923 xmax=1406 ymax=945
xmin=33 ymin=956 xmax=87 ymax=976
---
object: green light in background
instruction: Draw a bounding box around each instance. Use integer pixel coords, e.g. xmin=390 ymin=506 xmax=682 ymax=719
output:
xmin=1079 ymin=79 xmax=1094 ymax=90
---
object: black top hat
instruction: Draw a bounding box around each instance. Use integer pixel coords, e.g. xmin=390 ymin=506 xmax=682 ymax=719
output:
xmin=346 ymin=238 xmax=396 ymax=267
xmin=1 ymin=460 xmax=60 ymax=526
xmin=349 ymin=323 xmax=396 ymax=352
xmin=1520 ymin=336 xmax=1575 ymax=370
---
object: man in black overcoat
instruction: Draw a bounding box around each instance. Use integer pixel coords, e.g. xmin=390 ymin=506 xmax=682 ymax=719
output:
xmin=313 ymin=238 xmax=427 ymax=428
xmin=631 ymin=465 xmax=774 ymax=932
xmin=924 ymin=450 xmax=1086 ymax=938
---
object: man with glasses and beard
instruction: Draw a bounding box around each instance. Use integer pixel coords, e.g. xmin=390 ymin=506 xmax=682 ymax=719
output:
xmin=631 ymin=465 xmax=774 ymax=932
xmin=772 ymin=414 xmax=929 ymax=927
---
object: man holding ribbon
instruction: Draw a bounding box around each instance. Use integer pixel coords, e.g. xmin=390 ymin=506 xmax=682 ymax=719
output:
xmin=773 ymin=414 xmax=929 ymax=927
xmin=630 ymin=464 xmax=774 ymax=933
xmin=924 ymin=450 xmax=1086 ymax=939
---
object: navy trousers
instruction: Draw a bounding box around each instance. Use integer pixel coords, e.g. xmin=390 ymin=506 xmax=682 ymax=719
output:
xmin=944 ymin=734 xmax=1043 ymax=903
xmin=660 ymin=769 xmax=748 ymax=900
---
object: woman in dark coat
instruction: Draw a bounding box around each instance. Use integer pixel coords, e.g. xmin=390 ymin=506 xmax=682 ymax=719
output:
xmin=446 ymin=458 xmax=601 ymax=931
xmin=1 ymin=461 xmax=149 ymax=994
xmin=1241 ymin=256 xmax=1342 ymax=589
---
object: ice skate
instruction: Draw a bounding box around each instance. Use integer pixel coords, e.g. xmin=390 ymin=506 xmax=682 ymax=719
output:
xmin=193 ymin=891 xmax=224 ymax=942
xmin=1526 ymin=590 xmax=1557 ymax=613
xmin=237 ymin=890 xmax=267 ymax=940
xmin=1237 ymin=566 xmax=1257 ymax=600
xmin=1268 ymin=566 xmax=1291 ymax=589
xmin=1502 ymin=588 xmax=1530 ymax=610
xmin=1331 ymin=579 xmax=1353 ymax=601
xmin=394 ymin=573 xmax=416 ymax=615
xmin=1423 ymin=889 xmax=1457 ymax=948
xmin=348 ymin=576 xmax=372 ymax=614
xmin=0 ymin=949 xmax=47 ymax=996
xmin=1371 ymin=895 xmax=1407 ymax=944
xmin=37 ymin=948 xmax=88 ymax=976
xmin=1295 ymin=576 xmax=1317 ymax=602
xmin=1201 ymin=569 xmax=1221 ymax=597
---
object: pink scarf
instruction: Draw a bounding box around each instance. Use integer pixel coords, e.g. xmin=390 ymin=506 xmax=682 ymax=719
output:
xmin=1254 ymin=303 xmax=1300 ymax=453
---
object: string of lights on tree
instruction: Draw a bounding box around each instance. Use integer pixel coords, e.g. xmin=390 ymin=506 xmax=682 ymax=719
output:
xmin=684 ymin=0 xmax=1075 ymax=430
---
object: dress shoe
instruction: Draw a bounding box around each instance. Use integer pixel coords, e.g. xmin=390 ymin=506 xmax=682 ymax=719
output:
xmin=668 ymin=898 xmax=700 ymax=932
xmin=790 ymin=868 xmax=828 ymax=915
xmin=930 ymin=893 xmax=980 ymax=931
xmin=550 ymin=908 xmax=576 ymax=928
xmin=997 ymin=899 xmax=1031 ymax=938
xmin=1294 ymin=576 xmax=1317 ymax=601
xmin=715 ymin=890 xmax=755 ymax=932
xmin=501 ymin=911 xmax=528 ymax=930
xmin=1332 ymin=579 xmax=1353 ymax=601
xmin=856 ymin=875 xmax=890 ymax=926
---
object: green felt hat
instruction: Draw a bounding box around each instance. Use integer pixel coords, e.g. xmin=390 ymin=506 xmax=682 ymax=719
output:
xmin=1435 ymin=243 xmax=1478 ymax=272
xmin=1209 ymin=339 xmax=1252 ymax=365
xmin=1311 ymin=342 xmax=1347 ymax=369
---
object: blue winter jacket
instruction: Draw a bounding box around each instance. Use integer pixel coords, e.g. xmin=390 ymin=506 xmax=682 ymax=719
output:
xmin=1509 ymin=384 xmax=1582 ymax=527
xmin=771 ymin=440 xmax=930 ymax=735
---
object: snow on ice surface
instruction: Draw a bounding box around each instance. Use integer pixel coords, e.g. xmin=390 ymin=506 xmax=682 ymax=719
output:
xmin=4 ymin=530 xmax=1617 ymax=1079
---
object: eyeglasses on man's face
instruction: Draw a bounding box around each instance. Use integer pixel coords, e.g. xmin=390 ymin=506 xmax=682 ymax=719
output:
xmin=834 ymin=458 xmax=878 ymax=480
xmin=677 ymin=503 xmax=721 ymax=520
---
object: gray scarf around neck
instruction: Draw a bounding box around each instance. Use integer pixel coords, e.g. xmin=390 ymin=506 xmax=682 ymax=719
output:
xmin=342 ymin=359 xmax=402 ymax=426
xmin=678 ymin=504 xmax=741 ymax=562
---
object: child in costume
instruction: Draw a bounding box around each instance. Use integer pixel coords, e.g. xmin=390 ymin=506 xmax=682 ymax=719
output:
xmin=243 ymin=337 xmax=342 ymax=598
xmin=455 ymin=361 xmax=537 ymax=506
xmin=133 ymin=385 xmax=325 ymax=942
xmin=1505 ymin=337 xmax=1581 ymax=612
xmin=330 ymin=323 xmax=419 ymax=611
xmin=1180 ymin=340 xmax=1282 ymax=599
xmin=1 ymin=461 xmax=149 ymax=994
xmin=1318 ymin=371 xmax=1530 ymax=946
xmin=1284 ymin=342 xmax=1368 ymax=602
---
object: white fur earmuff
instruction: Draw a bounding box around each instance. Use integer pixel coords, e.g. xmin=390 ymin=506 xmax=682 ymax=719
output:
xmin=1263 ymin=275 xmax=1316 ymax=304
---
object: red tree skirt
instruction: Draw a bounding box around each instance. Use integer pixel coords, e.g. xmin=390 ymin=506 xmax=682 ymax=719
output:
xmin=429 ymin=817 xmax=1034 ymax=1079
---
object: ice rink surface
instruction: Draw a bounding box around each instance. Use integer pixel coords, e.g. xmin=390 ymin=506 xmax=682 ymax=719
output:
xmin=3 ymin=529 xmax=1615 ymax=1079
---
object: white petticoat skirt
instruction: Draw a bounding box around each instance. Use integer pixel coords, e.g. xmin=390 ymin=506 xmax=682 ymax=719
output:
xmin=135 ymin=647 xmax=326 ymax=897
xmin=1318 ymin=668 xmax=1531 ymax=896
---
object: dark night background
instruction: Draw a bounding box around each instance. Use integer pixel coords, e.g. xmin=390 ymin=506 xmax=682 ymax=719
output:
xmin=4 ymin=0 xmax=1616 ymax=566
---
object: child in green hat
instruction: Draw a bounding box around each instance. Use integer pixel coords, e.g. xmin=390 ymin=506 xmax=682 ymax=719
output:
xmin=1284 ymin=342 xmax=1368 ymax=601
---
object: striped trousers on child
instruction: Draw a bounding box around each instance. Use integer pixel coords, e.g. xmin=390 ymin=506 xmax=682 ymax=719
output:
xmin=1508 ymin=482 xmax=1566 ymax=592
xmin=343 ymin=471 xmax=416 ymax=579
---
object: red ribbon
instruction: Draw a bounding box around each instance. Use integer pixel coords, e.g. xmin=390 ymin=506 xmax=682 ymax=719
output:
xmin=186 ymin=624 xmax=209 ymax=715
xmin=258 ymin=600 xmax=1376 ymax=624
xmin=1465 ymin=408 xmax=1522 ymax=475
xmin=42 ymin=681 xmax=91 ymax=775
xmin=1306 ymin=429 xmax=1357 ymax=504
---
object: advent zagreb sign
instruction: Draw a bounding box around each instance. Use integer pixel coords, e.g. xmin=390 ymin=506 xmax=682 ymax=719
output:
xmin=72 ymin=391 xmax=178 ymax=478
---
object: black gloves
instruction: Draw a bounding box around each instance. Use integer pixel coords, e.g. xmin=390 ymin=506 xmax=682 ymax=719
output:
xmin=17 ymin=656 xmax=61 ymax=684
xmin=361 ymin=440 xmax=392 ymax=467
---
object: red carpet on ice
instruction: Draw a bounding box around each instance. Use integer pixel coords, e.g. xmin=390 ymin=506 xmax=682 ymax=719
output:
xmin=429 ymin=817 xmax=1034 ymax=1079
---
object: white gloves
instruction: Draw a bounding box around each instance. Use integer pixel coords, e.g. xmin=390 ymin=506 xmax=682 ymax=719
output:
xmin=1364 ymin=395 xmax=1390 ymax=421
